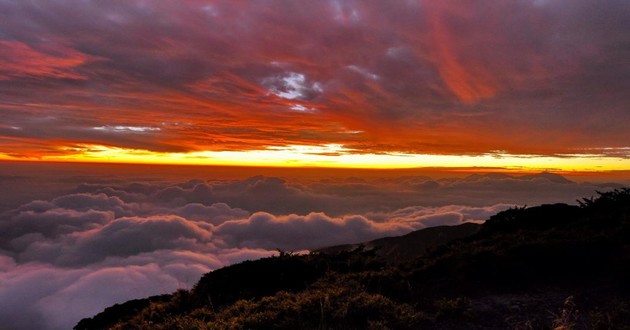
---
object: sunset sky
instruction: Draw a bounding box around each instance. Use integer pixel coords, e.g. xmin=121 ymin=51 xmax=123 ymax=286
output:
xmin=1 ymin=0 xmax=629 ymax=171
xmin=1 ymin=2 xmax=630 ymax=328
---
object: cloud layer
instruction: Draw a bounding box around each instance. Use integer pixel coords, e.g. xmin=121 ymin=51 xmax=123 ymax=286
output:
xmin=1 ymin=169 xmax=624 ymax=329
xmin=0 ymin=0 xmax=629 ymax=158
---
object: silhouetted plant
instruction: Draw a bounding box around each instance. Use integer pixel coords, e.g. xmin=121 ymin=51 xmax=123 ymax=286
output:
xmin=551 ymin=296 xmax=579 ymax=330
xmin=77 ymin=189 xmax=630 ymax=330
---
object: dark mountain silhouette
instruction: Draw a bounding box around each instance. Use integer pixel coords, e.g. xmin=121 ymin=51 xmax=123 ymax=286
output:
xmin=463 ymin=171 xmax=575 ymax=184
xmin=519 ymin=172 xmax=574 ymax=184
xmin=463 ymin=173 xmax=514 ymax=181
xmin=76 ymin=188 xmax=630 ymax=330
xmin=317 ymin=222 xmax=481 ymax=264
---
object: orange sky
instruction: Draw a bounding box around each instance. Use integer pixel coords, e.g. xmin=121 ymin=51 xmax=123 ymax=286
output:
xmin=0 ymin=1 xmax=629 ymax=171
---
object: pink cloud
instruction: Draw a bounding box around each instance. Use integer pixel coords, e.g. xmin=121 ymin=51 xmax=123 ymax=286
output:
xmin=0 ymin=1 xmax=628 ymax=157
xmin=0 ymin=167 xmax=626 ymax=329
xmin=0 ymin=40 xmax=94 ymax=80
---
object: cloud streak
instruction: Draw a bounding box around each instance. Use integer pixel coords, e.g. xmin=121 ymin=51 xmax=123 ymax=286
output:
xmin=0 ymin=40 xmax=94 ymax=80
xmin=0 ymin=0 xmax=628 ymax=159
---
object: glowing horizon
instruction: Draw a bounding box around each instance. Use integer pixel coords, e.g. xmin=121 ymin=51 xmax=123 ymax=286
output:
xmin=2 ymin=2 xmax=630 ymax=328
xmin=2 ymin=143 xmax=629 ymax=173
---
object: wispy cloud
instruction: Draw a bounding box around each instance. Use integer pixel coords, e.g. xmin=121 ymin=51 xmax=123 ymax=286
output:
xmin=0 ymin=0 xmax=627 ymax=159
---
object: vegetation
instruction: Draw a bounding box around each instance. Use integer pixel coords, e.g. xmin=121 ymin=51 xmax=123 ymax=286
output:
xmin=76 ymin=189 xmax=630 ymax=329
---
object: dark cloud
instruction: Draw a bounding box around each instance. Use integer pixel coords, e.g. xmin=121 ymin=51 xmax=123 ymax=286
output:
xmin=0 ymin=0 xmax=628 ymax=156
xmin=67 ymin=215 xmax=213 ymax=264
xmin=1 ymin=209 xmax=112 ymax=246
xmin=4 ymin=171 xmax=620 ymax=217
xmin=364 ymin=204 xmax=510 ymax=226
xmin=172 ymin=202 xmax=249 ymax=224
xmin=51 ymin=193 xmax=136 ymax=217
xmin=215 ymin=212 xmax=412 ymax=251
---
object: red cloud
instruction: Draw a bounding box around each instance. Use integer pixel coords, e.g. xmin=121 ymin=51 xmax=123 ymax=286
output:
xmin=0 ymin=40 xmax=94 ymax=80
xmin=0 ymin=0 xmax=628 ymax=159
xmin=424 ymin=2 xmax=497 ymax=103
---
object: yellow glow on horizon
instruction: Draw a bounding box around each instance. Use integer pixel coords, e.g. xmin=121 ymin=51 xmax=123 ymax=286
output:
xmin=2 ymin=143 xmax=630 ymax=172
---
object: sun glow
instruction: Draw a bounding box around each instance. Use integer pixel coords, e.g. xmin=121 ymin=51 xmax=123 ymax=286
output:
xmin=2 ymin=144 xmax=630 ymax=172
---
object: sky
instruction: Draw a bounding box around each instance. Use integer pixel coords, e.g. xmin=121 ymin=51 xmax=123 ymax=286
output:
xmin=1 ymin=1 xmax=630 ymax=329
xmin=0 ymin=0 xmax=629 ymax=171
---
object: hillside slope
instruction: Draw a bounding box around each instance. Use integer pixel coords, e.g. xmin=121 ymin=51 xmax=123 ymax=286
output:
xmin=317 ymin=222 xmax=481 ymax=263
xmin=76 ymin=189 xmax=630 ymax=330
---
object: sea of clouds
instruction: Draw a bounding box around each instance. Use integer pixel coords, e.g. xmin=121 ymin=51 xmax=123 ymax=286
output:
xmin=0 ymin=172 xmax=623 ymax=329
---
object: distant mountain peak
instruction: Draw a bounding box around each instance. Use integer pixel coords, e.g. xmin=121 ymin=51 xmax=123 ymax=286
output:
xmin=463 ymin=173 xmax=513 ymax=181
xmin=520 ymin=172 xmax=573 ymax=184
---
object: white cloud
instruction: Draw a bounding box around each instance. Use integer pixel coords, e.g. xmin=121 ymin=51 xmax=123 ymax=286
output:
xmin=347 ymin=65 xmax=379 ymax=80
xmin=263 ymin=72 xmax=323 ymax=100
xmin=290 ymin=104 xmax=316 ymax=112
xmin=215 ymin=211 xmax=415 ymax=251
xmin=92 ymin=126 xmax=161 ymax=133
xmin=0 ymin=173 xmax=622 ymax=329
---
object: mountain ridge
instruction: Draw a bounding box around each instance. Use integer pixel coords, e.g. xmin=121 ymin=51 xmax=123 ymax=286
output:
xmin=76 ymin=188 xmax=630 ymax=330
xmin=316 ymin=222 xmax=481 ymax=264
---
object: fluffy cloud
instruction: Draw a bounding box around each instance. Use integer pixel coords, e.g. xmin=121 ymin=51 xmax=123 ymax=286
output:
xmin=36 ymin=265 xmax=182 ymax=330
xmin=0 ymin=171 xmax=625 ymax=329
xmin=214 ymin=204 xmax=513 ymax=251
xmin=0 ymin=262 xmax=208 ymax=330
xmin=366 ymin=204 xmax=512 ymax=226
xmin=215 ymin=212 xmax=413 ymax=251
xmin=0 ymin=209 xmax=113 ymax=249
xmin=47 ymin=215 xmax=212 ymax=266
xmin=172 ymin=202 xmax=249 ymax=224
xmin=51 ymin=193 xmax=135 ymax=216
